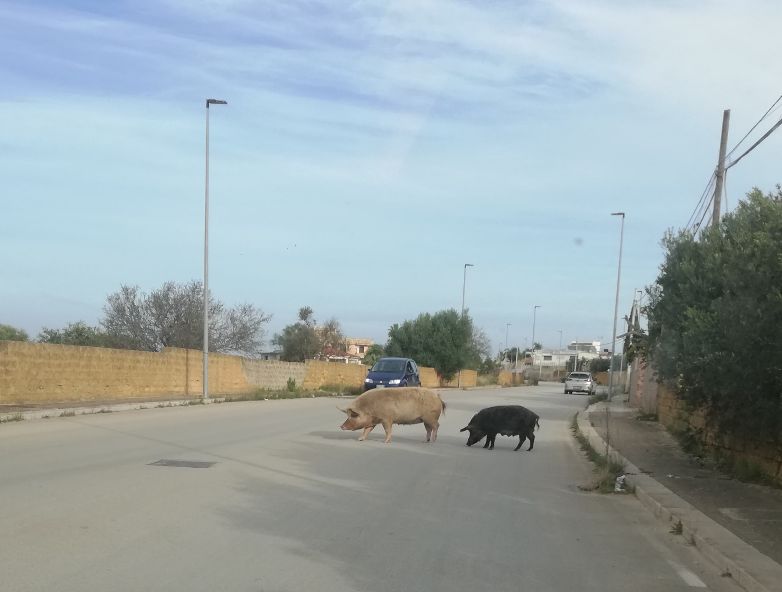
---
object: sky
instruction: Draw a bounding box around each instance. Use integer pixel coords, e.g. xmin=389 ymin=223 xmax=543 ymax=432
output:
xmin=1 ymin=0 xmax=781 ymax=355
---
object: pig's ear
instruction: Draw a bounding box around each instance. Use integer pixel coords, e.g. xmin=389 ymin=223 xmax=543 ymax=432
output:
xmin=459 ymin=425 xmax=471 ymax=432
xmin=336 ymin=406 xmax=349 ymax=415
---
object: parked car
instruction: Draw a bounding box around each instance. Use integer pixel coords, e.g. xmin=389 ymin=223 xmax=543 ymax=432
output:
xmin=364 ymin=357 xmax=421 ymax=391
xmin=564 ymin=371 xmax=596 ymax=395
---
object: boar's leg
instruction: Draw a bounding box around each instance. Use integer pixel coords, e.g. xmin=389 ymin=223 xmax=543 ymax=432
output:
xmin=381 ymin=420 xmax=394 ymax=444
xmin=526 ymin=431 xmax=535 ymax=451
xmin=486 ymin=433 xmax=497 ymax=450
xmin=431 ymin=421 xmax=439 ymax=443
xmin=423 ymin=423 xmax=433 ymax=442
xmin=358 ymin=425 xmax=375 ymax=441
xmin=482 ymin=435 xmax=491 ymax=449
xmin=514 ymin=434 xmax=526 ymax=452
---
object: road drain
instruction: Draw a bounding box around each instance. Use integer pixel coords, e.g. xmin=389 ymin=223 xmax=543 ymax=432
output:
xmin=149 ymin=459 xmax=215 ymax=468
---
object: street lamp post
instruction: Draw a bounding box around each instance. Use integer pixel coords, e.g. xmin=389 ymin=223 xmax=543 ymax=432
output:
xmin=505 ymin=323 xmax=511 ymax=353
xmin=531 ymin=305 xmax=541 ymax=349
xmin=557 ymin=329 xmax=563 ymax=379
xmin=203 ymin=98 xmax=227 ymax=401
xmin=608 ymin=212 xmax=625 ymax=400
xmin=461 ymin=263 xmax=474 ymax=316
xmin=458 ymin=263 xmax=474 ymax=387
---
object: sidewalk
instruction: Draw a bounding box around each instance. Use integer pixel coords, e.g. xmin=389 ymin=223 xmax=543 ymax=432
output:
xmin=582 ymin=398 xmax=782 ymax=592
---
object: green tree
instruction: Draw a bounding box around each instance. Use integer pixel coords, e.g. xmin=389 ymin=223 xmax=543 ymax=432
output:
xmin=363 ymin=344 xmax=385 ymax=367
xmin=0 ymin=324 xmax=29 ymax=341
xmin=385 ymin=309 xmax=477 ymax=381
xmin=273 ymin=306 xmax=320 ymax=362
xmin=38 ymin=322 xmax=109 ymax=346
xmin=646 ymin=186 xmax=782 ymax=440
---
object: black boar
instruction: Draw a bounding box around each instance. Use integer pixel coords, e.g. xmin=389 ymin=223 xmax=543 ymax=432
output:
xmin=460 ymin=405 xmax=540 ymax=451
xmin=339 ymin=387 xmax=446 ymax=444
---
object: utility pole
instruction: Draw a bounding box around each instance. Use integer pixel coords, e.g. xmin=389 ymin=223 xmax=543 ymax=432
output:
xmin=712 ymin=109 xmax=731 ymax=227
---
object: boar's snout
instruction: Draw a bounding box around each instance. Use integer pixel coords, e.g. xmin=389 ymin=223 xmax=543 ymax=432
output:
xmin=461 ymin=425 xmax=484 ymax=447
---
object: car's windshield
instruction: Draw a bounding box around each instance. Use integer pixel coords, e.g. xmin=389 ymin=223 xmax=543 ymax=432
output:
xmin=372 ymin=359 xmax=406 ymax=373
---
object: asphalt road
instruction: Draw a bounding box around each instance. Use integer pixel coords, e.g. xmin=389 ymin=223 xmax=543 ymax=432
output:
xmin=1 ymin=385 xmax=741 ymax=592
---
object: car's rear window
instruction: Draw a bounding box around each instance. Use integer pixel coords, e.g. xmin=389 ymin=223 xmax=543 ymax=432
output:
xmin=569 ymin=373 xmax=590 ymax=379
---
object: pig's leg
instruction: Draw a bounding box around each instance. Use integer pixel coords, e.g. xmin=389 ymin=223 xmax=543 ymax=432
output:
xmin=382 ymin=420 xmax=394 ymax=443
xmin=482 ymin=435 xmax=491 ymax=449
xmin=358 ymin=425 xmax=375 ymax=441
xmin=514 ymin=434 xmax=526 ymax=451
xmin=527 ymin=431 xmax=535 ymax=451
xmin=431 ymin=421 xmax=439 ymax=443
xmin=488 ymin=434 xmax=496 ymax=450
xmin=423 ymin=423 xmax=433 ymax=442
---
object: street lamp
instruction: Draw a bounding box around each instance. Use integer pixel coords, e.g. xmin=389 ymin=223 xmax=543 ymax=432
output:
xmin=203 ymin=98 xmax=227 ymax=401
xmin=461 ymin=263 xmax=474 ymax=316
xmin=531 ymin=305 xmax=541 ymax=350
xmin=608 ymin=212 xmax=625 ymax=400
xmin=458 ymin=263 xmax=474 ymax=387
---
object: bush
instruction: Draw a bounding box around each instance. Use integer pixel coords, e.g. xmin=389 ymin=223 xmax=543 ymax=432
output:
xmin=286 ymin=377 xmax=297 ymax=392
xmin=646 ymin=187 xmax=782 ymax=441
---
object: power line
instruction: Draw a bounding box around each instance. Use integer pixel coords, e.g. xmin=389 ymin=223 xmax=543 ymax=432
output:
xmin=726 ymin=115 xmax=782 ymax=170
xmin=726 ymin=93 xmax=782 ymax=161
xmin=685 ymin=173 xmax=716 ymax=232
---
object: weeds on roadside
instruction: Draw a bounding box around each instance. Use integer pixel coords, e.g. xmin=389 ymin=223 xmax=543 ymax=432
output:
xmin=571 ymin=413 xmax=626 ymax=493
xmin=59 ymin=410 xmax=76 ymax=417
xmin=0 ymin=413 xmax=24 ymax=423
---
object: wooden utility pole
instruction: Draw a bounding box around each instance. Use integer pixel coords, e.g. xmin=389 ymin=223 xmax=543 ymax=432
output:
xmin=712 ymin=109 xmax=731 ymax=227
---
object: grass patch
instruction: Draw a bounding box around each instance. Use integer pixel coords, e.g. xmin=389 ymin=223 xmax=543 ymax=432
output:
xmin=0 ymin=413 xmax=24 ymax=423
xmin=59 ymin=410 xmax=76 ymax=417
xmin=670 ymin=519 xmax=683 ymax=535
xmin=186 ymin=399 xmax=205 ymax=405
xmin=571 ymin=412 xmax=626 ymax=493
xmin=224 ymin=387 xmax=352 ymax=402
xmin=636 ymin=412 xmax=658 ymax=422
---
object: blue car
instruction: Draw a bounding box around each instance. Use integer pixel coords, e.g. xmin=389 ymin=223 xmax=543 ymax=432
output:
xmin=364 ymin=357 xmax=421 ymax=391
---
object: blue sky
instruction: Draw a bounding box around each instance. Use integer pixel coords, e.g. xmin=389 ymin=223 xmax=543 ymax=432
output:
xmin=2 ymin=0 xmax=781 ymax=354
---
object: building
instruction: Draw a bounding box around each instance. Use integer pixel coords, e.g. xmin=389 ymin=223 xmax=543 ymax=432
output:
xmin=345 ymin=337 xmax=374 ymax=359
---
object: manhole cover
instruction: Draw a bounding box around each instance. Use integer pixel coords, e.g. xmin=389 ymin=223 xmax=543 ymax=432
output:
xmin=149 ymin=459 xmax=215 ymax=468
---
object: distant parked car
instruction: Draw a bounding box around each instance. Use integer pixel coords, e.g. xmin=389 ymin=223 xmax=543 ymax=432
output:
xmin=564 ymin=372 xmax=595 ymax=395
xmin=364 ymin=357 xmax=421 ymax=391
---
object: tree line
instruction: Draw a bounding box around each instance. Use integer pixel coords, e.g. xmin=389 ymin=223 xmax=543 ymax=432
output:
xmin=2 ymin=285 xmax=492 ymax=379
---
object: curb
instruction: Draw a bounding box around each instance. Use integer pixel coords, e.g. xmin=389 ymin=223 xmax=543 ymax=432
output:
xmin=576 ymin=407 xmax=782 ymax=592
xmin=0 ymin=398 xmax=227 ymax=423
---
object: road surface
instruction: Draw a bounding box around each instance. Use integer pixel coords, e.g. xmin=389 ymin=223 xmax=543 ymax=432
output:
xmin=1 ymin=385 xmax=740 ymax=592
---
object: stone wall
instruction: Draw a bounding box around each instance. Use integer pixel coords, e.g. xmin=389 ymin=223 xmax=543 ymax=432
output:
xmin=0 ymin=341 xmax=250 ymax=404
xmin=242 ymin=359 xmax=307 ymax=391
xmin=0 ymin=341 xmax=485 ymax=405
xmin=656 ymin=385 xmax=782 ymax=485
xmin=302 ymin=360 xmax=367 ymax=390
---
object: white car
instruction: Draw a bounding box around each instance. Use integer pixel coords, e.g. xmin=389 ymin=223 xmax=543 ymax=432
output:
xmin=564 ymin=372 xmax=596 ymax=395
